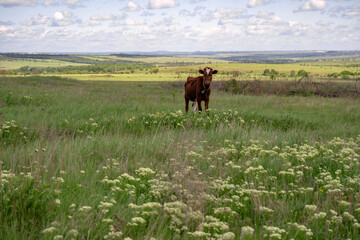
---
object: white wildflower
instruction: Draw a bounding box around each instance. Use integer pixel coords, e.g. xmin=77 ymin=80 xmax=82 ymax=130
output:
xmin=241 ymin=226 xmax=254 ymax=239
xmin=42 ymin=227 xmax=57 ymax=234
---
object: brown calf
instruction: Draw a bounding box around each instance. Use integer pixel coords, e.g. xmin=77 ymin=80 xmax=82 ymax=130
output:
xmin=184 ymin=67 xmax=218 ymax=113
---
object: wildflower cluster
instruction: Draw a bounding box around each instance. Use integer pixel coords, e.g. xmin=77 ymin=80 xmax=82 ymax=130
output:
xmin=76 ymin=117 xmax=99 ymax=136
xmin=125 ymin=109 xmax=245 ymax=131
xmin=1 ymin=120 xmax=29 ymax=144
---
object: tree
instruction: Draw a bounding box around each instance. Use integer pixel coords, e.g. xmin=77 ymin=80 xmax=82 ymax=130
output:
xmin=297 ymin=69 xmax=309 ymax=78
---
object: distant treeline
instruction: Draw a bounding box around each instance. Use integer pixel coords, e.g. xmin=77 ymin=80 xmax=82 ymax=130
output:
xmin=111 ymin=53 xmax=162 ymax=58
xmin=2 ymin=63 xmax=154 ymax=75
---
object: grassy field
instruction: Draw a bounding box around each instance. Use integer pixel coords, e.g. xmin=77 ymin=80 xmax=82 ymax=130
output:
xmin=1 ymin=74 xmax=360 ymax=240
xmin=0 ymin=59 xmax=87 ymax=70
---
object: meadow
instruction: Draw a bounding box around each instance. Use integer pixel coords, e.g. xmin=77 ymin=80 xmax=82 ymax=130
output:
xmin=1 ymin=72 xmax=360 ymax=240
xmin=0 ymin=54 xmax=360 ymax=239
xmin=0 ymin=59 xmax=87 ymax=70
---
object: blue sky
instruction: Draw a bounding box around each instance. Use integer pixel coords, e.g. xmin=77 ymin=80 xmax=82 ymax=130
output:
xmin=0 ymin=0 xmax=359 ymax=52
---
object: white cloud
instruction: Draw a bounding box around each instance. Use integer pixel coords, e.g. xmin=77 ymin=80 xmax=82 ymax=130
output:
xmin=257 ymin=10 xmax=273 ymax=19
xmin=344 ymin=3 xmax=360 ymax=17
xmin=54 ymin=11 xmax=64 ymax=20
xmin=42 ymin=0 xmax=58 ymax=6
xmin=247 ymin=0 xmax=266 ymax=8
xmin=202 ymin=7 xmax=247 ymax=24
xmin=214 ymin=7 xmax=247 ymax=19
xmin=125 ymin=1 xmax=140 ymax=11
xmin=124 ymin=18 xmax=146 ymax=25
xmin=79 ymin=20 xmax=101 ymax=27
xmin=163 ymin=16 xmax=177 ymax=26
xmin=179 ymin=6 xmax=202 ymax=17
xmin=61 ymin=0 xmax=82 ymax=8
xmin=294 ymin=0 xmax=328 ymax=12
xmin=0 ymin=0 xmax=37 ymax=7
xmin=21 ymin=10 xmax=80 ymax=27
xmin=90 ymin=13 xmax=127 ymax=21
xmin=148 ymin=0 xmax=175 ymax=9
xmin=110 ymin=18 xmax=146 ymax=27
xmin=316 ymin=20 xmax=331 ymax=26
xmin=141 ymin=11 xmax=156 ymax=16
xmin=50 ymin=10 xmax=80 ymax=26
xmin=22 ymin=14 xmax=50 ymax=26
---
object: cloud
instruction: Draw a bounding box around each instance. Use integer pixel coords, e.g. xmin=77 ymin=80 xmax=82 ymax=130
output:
xmin=79 ymin=20 xmax=101 ymax=27
xmin=343 ymin=3 xmax=360 ymax=17
xmin=109 ymin=18 xmax=146 ymax=27
xmin=21 ymin=10 xmax=81 ymax=27
xmin=51 ymin=10 xmax=81 ymax=26
xmin=294 ymin=0 xmax=328 ymax=12
xmin=141 ymin=11 xmax=156 ymax=16
xmin=22 ymin=14 xmax=50 ymax=26
xmin=0 ymin=0 xmax=37 ymax=7
xmin=90 ymin=13 xmax=127 ymax=21
xmin=202 ymin=7 xmax=248 ymax=24
xmin=179 ymin=6 xmax=202 ymax=17
xmin=148 ymin=0 xmax=175 ymax=9
xmin=163 ymin=16 xmax=177 ymax=26
xmin=125 ymin=18 xmax=146 ymax=26
xmin=214 ymin=7 xmax=247 ymax=19
xmin=61 ymin=0 xmax=82 ymax=8
xmin=0 ymin=20 xmax=15 ymax=25
xmin=328 ymin=3 xmax=360 ymax=18
xmin=247 ymin=0 xmax=266 ymax=8
xmin=316 ymin=20 xmax=332 ymax=26
xmin=125 ymin=1 xmax=141 ymax=11
xmin=42 ymin=0 xmax=58 ymax=6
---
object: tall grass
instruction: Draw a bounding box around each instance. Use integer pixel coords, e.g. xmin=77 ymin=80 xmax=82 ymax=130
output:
xmin=1 ymin=76 xmax=360 ymax=239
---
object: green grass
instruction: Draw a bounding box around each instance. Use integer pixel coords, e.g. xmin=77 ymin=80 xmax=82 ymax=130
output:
xmin=1 ymin=76 xmax=360 ymax=239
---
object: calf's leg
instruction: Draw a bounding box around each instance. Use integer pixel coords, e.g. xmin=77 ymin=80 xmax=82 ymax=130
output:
xmin=185 ymin=95 xmax=189 ymax=113
xmin=205 ymin=98 xmax=209 ymax=110
xmin=192 ymin=102 xmax=197 ymax=112
xmin=197 ymin=98 xmax=202 ymax=113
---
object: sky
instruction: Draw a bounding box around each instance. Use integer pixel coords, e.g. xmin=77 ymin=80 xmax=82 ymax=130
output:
xmin=0 ymin=0 xmax=359 ymax=52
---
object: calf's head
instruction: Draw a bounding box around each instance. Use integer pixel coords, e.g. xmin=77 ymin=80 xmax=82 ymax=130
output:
xmin=199 ymin=67 xmax=218 ymax=88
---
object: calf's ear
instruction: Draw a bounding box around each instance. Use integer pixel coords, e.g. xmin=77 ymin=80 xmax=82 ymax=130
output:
xmin=212 ymin=70 xmax=218 ymax=74
xmin=199 ymin=70 xmax=204 ymax=74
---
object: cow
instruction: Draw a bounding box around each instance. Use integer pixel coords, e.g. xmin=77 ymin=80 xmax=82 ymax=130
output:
xmin=184 ymin=67 xmax=218 ymax=113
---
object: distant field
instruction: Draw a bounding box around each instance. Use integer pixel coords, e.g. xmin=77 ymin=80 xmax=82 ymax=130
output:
xmin=113 ymin=56 xmax=229 ymax=65
xmin=163 ymin=62 xmax=359 ymax=75
xmin=0 ymin=59 xmax=87 ymax=70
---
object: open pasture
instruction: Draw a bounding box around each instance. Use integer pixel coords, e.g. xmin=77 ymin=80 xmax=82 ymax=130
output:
xmin=1 ymin=75 xmax=360 ymax=239
xmin=0 ymin=59 xmax=87 ymax=70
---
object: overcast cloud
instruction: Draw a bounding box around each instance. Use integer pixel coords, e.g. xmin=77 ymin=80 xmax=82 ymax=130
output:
xmin=0 ymin=0 xmax=359 ymax=52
